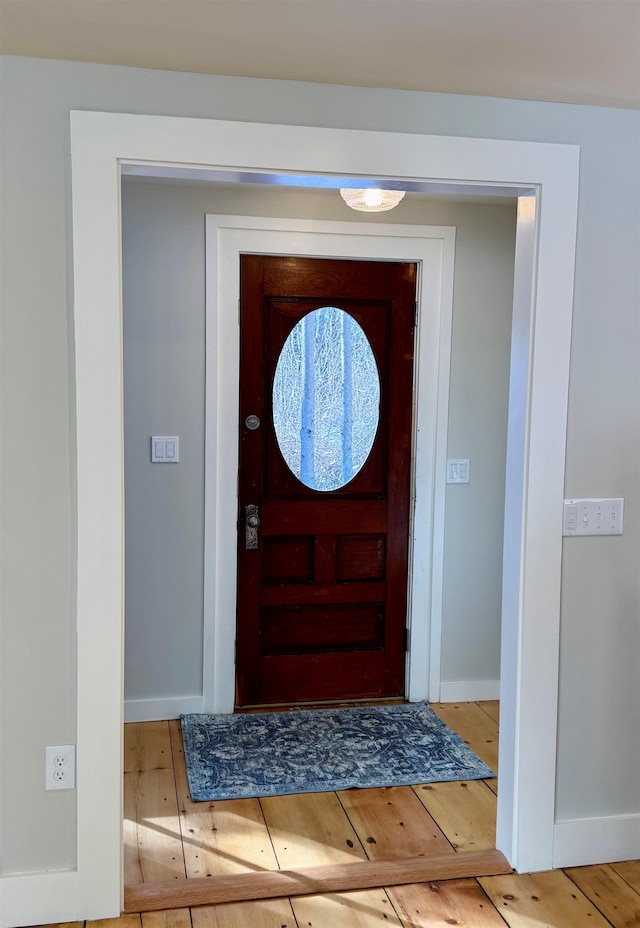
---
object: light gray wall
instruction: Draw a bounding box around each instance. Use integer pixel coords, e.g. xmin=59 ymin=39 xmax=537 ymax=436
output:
xmin=122 ymin=183 xmax=207 ymax=703
xmin=121 ymin=181 xmax=515 ymax=704
xmin=1 ymin=54 xmax=638 ymax=874
xmin=441 ymin=204 xmax=516 ymax=684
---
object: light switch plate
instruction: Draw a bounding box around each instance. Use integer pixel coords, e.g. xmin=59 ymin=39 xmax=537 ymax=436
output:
xmin=446 ymin=458 xmax=470 ymax=483
xmin=563 ymin=498 xmax=624 ymax=536
xmin=151 ymin=436 xmax=179 ymax=463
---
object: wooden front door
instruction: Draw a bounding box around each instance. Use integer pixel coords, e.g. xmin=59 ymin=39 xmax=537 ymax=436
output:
xmin=236 ymin=255 xmax=417 ymax=706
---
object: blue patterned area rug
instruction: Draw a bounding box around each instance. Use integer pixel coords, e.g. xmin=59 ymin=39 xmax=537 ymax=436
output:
xmin=180 ymin=703 xmax=495 ymax=801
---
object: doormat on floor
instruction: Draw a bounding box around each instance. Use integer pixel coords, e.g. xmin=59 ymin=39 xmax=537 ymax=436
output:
xmin=180 ymin=703 xmax=495 ymax=801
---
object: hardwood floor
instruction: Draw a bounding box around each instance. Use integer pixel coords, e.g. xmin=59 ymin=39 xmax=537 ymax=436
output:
xmin=41 ymin=701 xmax=640 ymax=927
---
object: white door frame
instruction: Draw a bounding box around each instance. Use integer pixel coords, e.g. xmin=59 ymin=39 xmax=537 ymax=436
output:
xmin=66 ymin=112 xmax=578 ymax=918
xmin=203 ymin=216 xmax=456 ymax=713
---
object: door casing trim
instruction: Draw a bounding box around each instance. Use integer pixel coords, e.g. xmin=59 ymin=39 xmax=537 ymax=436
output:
xmin=64 ymin=111 xmax=579 ymax=918
xmin=203 ymin=217 xmax=456 ymax=712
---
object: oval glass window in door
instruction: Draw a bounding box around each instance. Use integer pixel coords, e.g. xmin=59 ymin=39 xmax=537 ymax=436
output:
xmin=273 ymin=306 xmax=380 ymax=491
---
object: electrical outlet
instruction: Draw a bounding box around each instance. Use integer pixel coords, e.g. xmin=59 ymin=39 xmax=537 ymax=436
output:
xmin=45 ymin=744 xmax=76 ymax=790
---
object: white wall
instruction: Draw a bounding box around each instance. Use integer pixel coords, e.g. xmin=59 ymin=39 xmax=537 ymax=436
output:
xmin=0 ymin=54 xmax=638 ymax=876
xmin=121 ymin=180 xmax=515 ymax=710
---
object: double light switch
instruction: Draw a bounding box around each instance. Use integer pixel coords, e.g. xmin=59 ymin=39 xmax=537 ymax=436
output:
xmin=151 ymin=436 xmax=179 ymax=463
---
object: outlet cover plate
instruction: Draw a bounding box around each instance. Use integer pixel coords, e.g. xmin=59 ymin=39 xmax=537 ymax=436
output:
xmin=45 ymin=744 xmax=76 ymax=790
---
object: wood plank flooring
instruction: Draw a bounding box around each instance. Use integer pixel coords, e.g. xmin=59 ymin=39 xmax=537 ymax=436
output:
xmin=32 ymin=701 xmax=640 ymax=927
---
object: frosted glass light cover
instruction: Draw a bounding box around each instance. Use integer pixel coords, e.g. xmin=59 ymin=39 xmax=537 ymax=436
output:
xmin=339 ymin=188 xmax=405 ymax=211
xmin=273 ymin=306 xmax=380 ymax=491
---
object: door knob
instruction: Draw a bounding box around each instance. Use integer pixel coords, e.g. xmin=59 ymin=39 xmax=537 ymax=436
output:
xmin=245 ymin=504 xmax=260 ymax=549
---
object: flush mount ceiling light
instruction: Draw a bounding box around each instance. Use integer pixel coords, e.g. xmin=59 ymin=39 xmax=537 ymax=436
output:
xmin=339 ymin=187 xmax=406 ymax=212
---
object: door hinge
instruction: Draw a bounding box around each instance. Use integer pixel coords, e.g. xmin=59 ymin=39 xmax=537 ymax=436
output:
xmin=413 ymin=301 xmax=418 ymax=327
xmin=403 ymin=628 xmax=410 ymax=652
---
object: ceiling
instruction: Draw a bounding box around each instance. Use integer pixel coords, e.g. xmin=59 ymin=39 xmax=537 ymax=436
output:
xmin=1 ymin=0 xmax=639 ymax=110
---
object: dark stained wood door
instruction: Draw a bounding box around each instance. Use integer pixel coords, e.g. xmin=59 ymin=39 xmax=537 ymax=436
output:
xmin=236 ymin=255 xmax=417 ymax=706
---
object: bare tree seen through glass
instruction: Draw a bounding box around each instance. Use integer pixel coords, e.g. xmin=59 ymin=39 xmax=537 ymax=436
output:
xmin=273 ymin=306 xmax=380 ymax=491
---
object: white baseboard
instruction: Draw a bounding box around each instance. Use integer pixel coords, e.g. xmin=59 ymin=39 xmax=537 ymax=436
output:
xmin=0 ymin=871 xmax=91 ymax=928
xmin=124 ymin=695 xmax=203 ymax=722
xmin=0 ymin=869 xmax=121 ymax=926
xmin=439 ymin=680 xmax=500 ymax=703
xmin=553 ymin=814 xmax=640 ymax=868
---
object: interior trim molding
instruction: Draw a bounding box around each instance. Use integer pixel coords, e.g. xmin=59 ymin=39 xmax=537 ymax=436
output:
xmin=123 ymin=696 xmax=203 ymax=723
xmin=66 ymin=110 xmax=579 ymax=919
xmin=0 ymin=871 xmax=82 ymax=926
xmin=203 ymin=216 xmax=456 ymax=712
xmin=553 ymin=814 xmax=640 ymax=869
xmin=439 ymin=680 xmax=501 ymax=703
